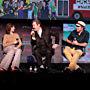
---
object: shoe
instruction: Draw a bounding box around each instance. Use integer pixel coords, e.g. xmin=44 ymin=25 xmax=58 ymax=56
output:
xmin=64 ymin=67 xmax=70 ymax=70
xmin=40 ymin=65 xmax=44 ymax=69
xmin=46 ymin=66 xmax=48 ymax=69
xmin=11 ymin=66 xmax=21 ymax=72
xmin=0 ymin=68 xmax=7 ymax=72
xmin=75 ymin=67 xmax=86 ymax=73
xmin=63 ymin=67 xmax=71 ymax=73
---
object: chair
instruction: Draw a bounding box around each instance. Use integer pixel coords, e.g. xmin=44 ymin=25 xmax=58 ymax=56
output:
xmin=1 ymin=37 xmax=24 ymax=54
xmin=20 ymin=38 xmax=24 ymax=52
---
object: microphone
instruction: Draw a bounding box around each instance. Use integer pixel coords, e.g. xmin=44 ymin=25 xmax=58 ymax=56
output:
xmin=74 ymin=38 xmax=76 ymax=41
xmin=15 ymin=38 xmax=19 ymax=46
xmin=16 ymin=38 xmax=19 ymax=41
xmin=31 ymin=29 xmax=36 ymax=40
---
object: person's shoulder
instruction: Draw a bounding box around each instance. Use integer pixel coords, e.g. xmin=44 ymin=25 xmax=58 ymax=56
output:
xmin=85 ymin=30 xmax=89 ymax=34
xmin=3 ymin=34 xmax=8 ymax=37
xmin=72 ymin=30 xmax=76 ymax=32
xmin=14 ymin=33 xmax=19 ymax=36
xmin=83 ymin=30 xmax=89 ymax=36
xmin=70 ymin=30 xmax=76 ymax=34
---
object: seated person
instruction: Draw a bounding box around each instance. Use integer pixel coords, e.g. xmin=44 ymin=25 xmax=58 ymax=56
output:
xmin=63 ymin=21 xmax=89 ymax=71
xmin=0 ymin=23 xmax=22 ymax=71
xmin=30 ymin=19 xmax=59 ymax=70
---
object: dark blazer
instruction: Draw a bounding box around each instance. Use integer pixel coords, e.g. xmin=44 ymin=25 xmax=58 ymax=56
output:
xmin=31 ymin=28 xmax=57 ymax=56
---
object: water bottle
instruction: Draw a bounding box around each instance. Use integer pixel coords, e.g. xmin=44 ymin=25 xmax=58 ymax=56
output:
xmin=34 ymin=66 xmax=37 ymax=72
xmin=29 ymin=66 xmax=32 ymax=72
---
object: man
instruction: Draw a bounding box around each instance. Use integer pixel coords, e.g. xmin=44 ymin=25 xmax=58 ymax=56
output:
xmin=63 ymin=21 xmax=89 ymax=71
xmin=30 ymin=19 xmax=59 ymax=69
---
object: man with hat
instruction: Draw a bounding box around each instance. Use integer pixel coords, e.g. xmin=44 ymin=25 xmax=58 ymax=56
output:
xmin=63 ymin=21 xmax=89 ymax=71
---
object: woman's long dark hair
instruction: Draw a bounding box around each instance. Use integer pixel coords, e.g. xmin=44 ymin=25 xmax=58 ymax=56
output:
xmin=6 ymin=23 xmax=14 ymax=34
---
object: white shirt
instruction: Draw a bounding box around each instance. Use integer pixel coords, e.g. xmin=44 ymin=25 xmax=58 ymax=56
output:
xmin=37 ymin=28 xmax=42 ymax=38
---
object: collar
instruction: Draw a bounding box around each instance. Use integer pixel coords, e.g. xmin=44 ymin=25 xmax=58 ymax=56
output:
xmin=37 ymin=28 xmax=42 ymax=38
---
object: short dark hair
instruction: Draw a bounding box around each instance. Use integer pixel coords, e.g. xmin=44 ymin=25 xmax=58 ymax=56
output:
xmin=32 ymin=19 xmax=41 ymax=25
xmin=6 ymin=23 xmax=14 ymax=34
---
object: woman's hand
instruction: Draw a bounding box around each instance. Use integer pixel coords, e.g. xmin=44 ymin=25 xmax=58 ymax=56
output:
xmin=13 ymin=40 xmax=18 ymax=44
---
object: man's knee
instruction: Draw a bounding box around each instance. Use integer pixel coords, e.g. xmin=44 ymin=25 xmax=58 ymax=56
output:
xmin=77 ymin=50 xmax=83 ymax=56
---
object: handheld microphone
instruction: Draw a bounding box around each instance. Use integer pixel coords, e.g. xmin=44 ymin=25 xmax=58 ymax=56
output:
xmin=31 ymin=29 xmax=36 ymax=40
xmin=15 ymin=38 xmax=19 ymax=46
xmin=16 ymin=38 xmax=19 ymax=41
xmin=74 ymin=38 xmax=76 ymax=41
xmin=31 ymin=29 xmax=35 ymax=36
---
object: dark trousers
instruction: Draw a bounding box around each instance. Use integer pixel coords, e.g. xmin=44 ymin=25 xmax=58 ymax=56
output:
xmin=33 ymin=48 xmax=53 ymax=67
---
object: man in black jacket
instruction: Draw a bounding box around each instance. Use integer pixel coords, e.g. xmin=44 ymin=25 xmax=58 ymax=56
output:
xmin=31 ymin=19 xmax=59 ymax=69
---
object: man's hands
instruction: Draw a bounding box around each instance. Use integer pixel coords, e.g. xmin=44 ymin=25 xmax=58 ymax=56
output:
xmin=31 ymin=30 xmax=35 ymax=36
xmin=31 ymin=30 xmax=36 ymax=40
xmin=72 ymin=40 xmax=79 ymax=45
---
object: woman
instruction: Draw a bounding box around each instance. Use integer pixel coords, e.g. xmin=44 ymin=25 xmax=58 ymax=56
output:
xmin=0 ymin=23 xmax=22 ymax=71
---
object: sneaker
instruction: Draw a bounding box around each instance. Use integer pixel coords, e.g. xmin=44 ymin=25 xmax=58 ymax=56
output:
xmin=63 ymin=67 xmax=71 ymax=73
xmin=11 ymin=67 xmax=21 ymax=72
xmin=0 ymin=68 xmax=7 ymax=72
xmin=75 ymin=65 xmax=80 ymax=70
xmin=40 ymin=65 xmax=44 ymax=69
xmin=42 ymin=57 xmax=46 ymax=61
xmin=75 ymin=67 xmax=86 ymax=73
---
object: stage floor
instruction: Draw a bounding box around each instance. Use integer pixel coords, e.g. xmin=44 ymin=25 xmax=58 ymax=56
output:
xmin=19 ymin=63 xmax=90 ymax=73
xmin=0 ymin=63 xmax=90 ymax=85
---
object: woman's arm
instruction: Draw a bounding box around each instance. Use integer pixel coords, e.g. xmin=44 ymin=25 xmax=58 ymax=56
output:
xmin=3 ymin=35 xmax=14 ymax=47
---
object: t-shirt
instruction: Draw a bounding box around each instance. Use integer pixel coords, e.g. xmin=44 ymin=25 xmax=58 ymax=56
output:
xmin=67 ymin=30 xmax=89 ymax=51
xmin=3 ymin=33 xmax=22 ymax=48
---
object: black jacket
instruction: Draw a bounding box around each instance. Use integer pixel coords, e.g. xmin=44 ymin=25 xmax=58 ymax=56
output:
xmin=31 ymin=28 xmax=58 ymax=55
